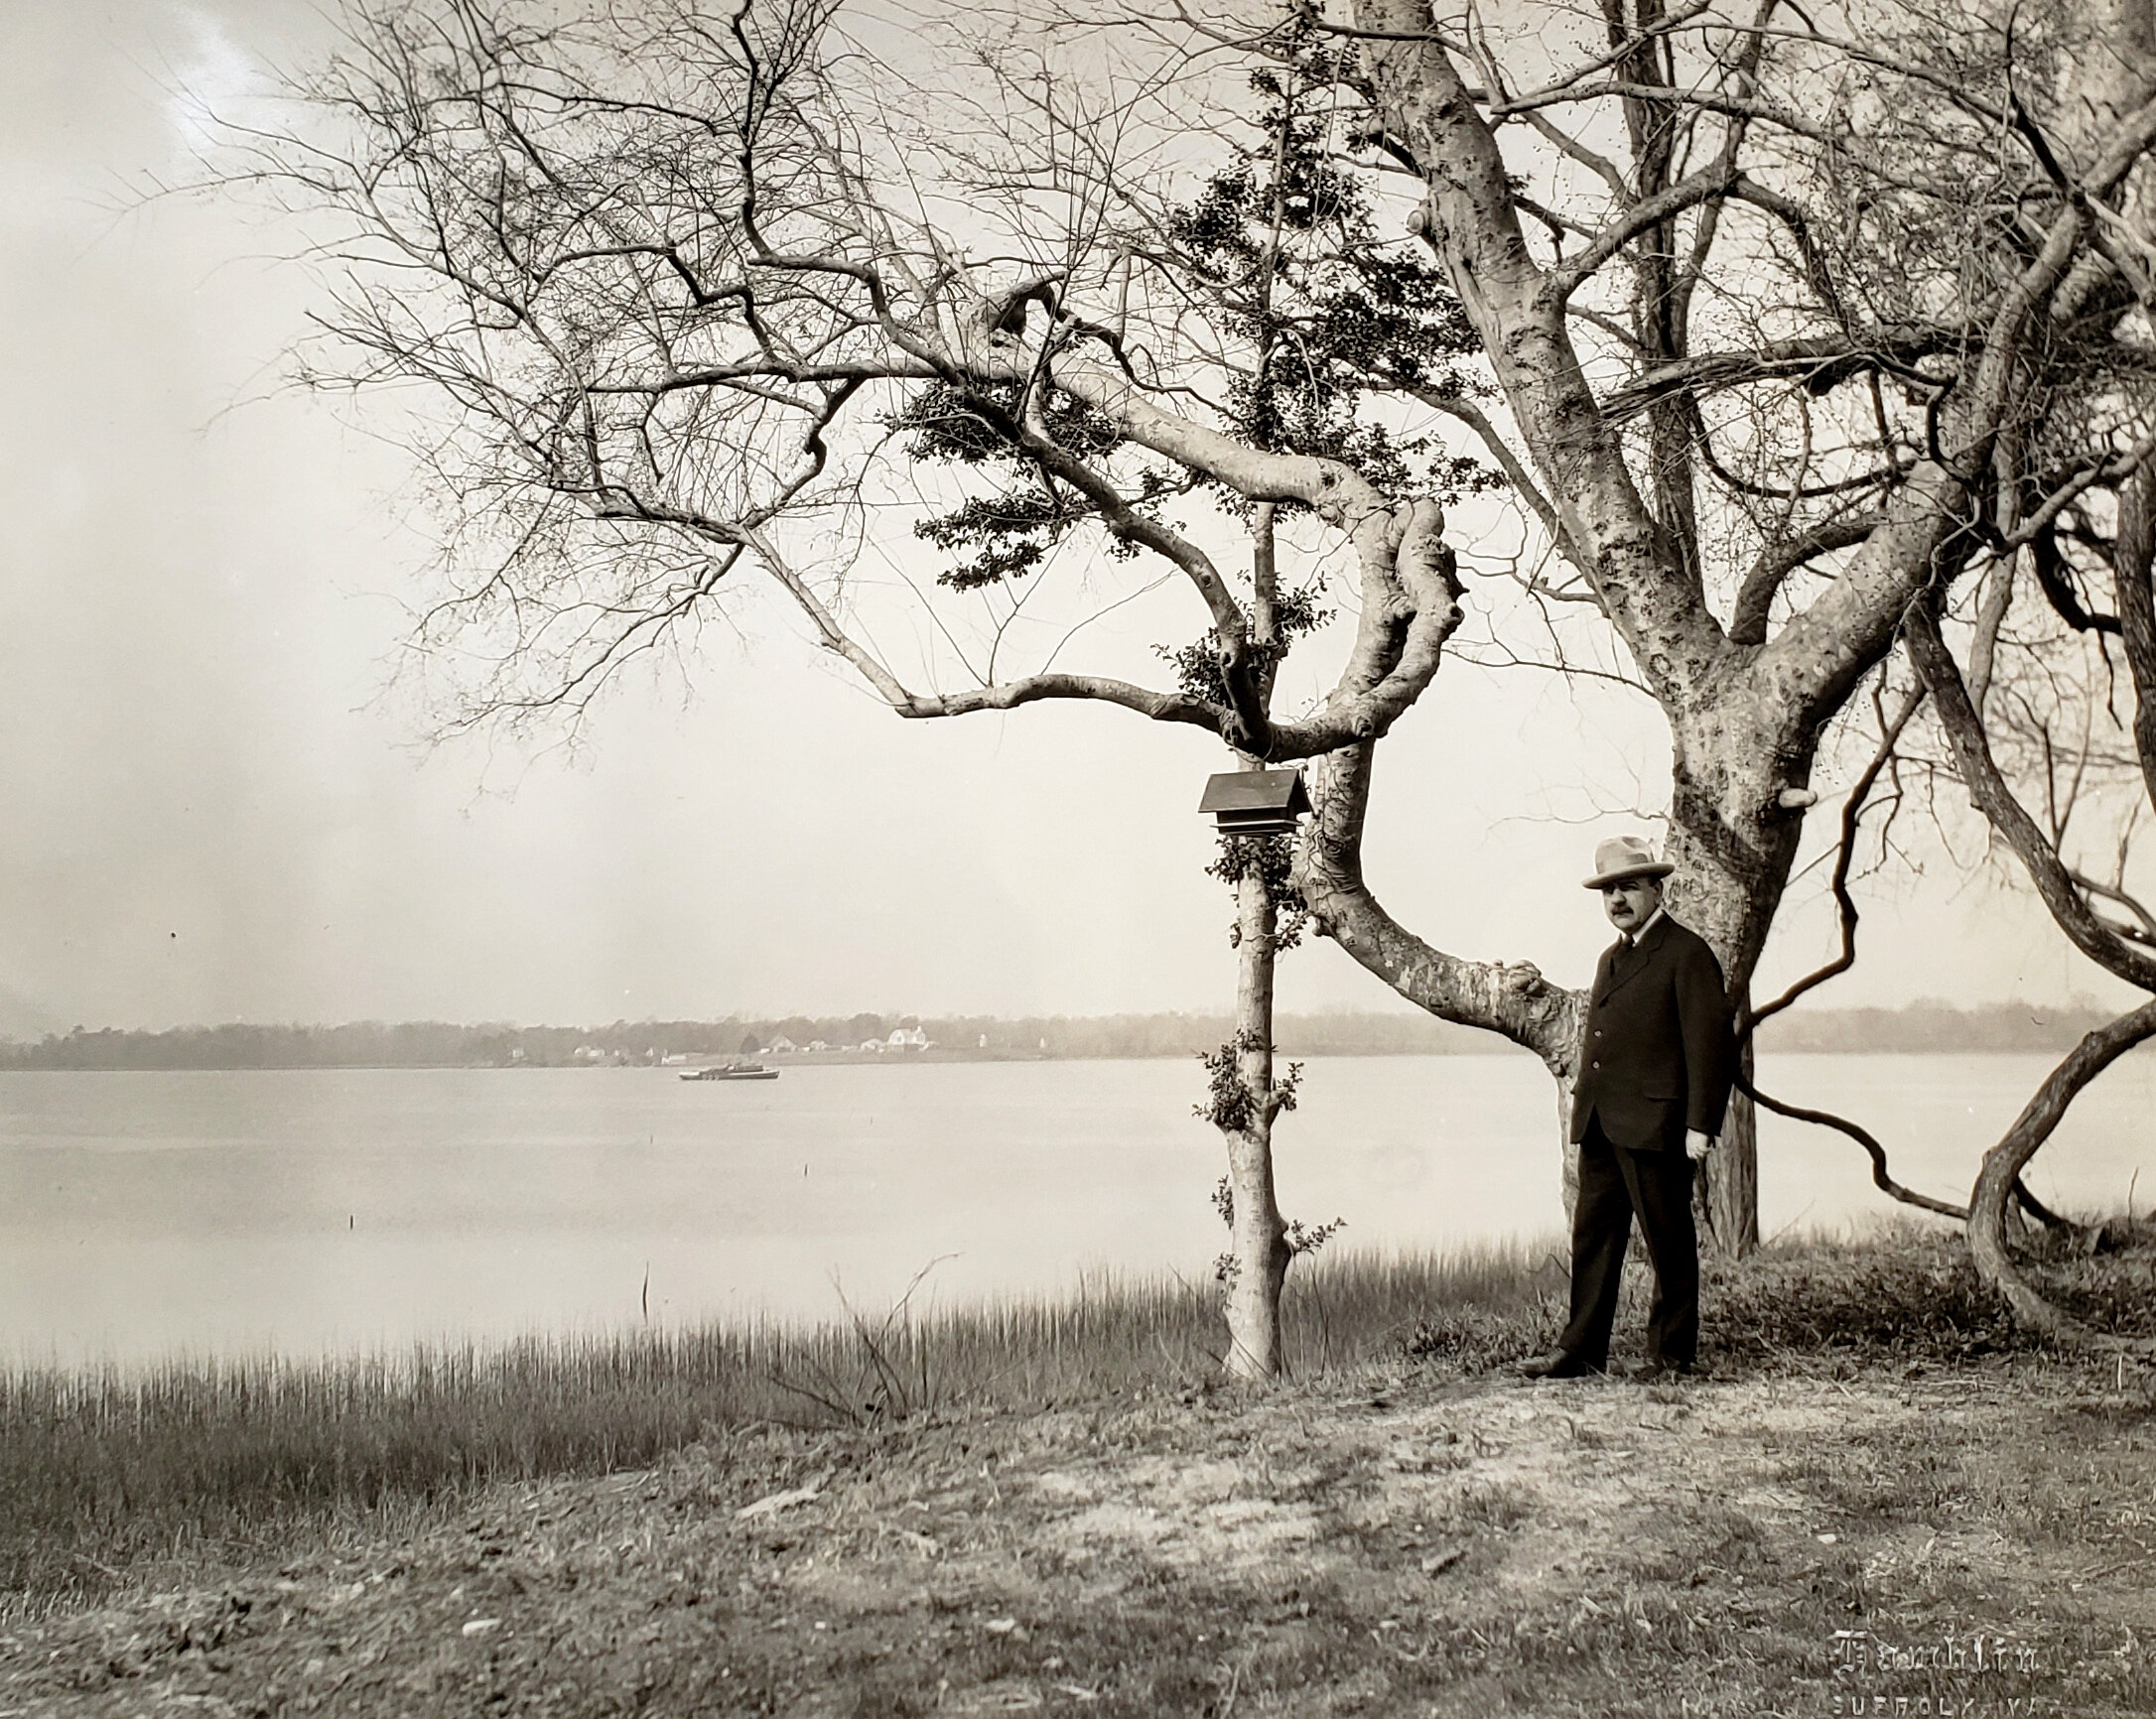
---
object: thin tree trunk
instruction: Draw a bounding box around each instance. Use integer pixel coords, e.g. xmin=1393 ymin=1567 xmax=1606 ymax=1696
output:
xmin=1220 ymin=854 xmax=1291 ymax=1381
xmin=1214 ymin=495 xmax=1292 ymax=1383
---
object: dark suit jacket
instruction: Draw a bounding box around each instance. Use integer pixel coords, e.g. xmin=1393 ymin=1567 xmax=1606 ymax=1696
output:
xmin=1569 ymin=913 xmax=1735 ymax=1153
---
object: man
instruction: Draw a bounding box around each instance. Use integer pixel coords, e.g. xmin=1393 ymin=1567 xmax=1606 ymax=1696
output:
xmin=1522 ymin=835 xmax=1734 ymax=1382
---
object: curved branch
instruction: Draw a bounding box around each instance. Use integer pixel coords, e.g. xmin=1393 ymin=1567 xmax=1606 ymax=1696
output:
xmin=1726 ymin=174 xmax=1847 ymax=326
xmin=1729 ymin=681 xmax=1967 ymax=1220
xmin=2010 ymin=1178 xmax=2092 ymax=1234
xmin=2028 ymin=520 xmax=2121 ymax=634
xmin=751 ymin=525 xmax=1231 ymax=732
xmin=1906 ymin=595 xmax=2156 ymax=991
xmin=1020 ymin=352 xmax=1466 ymax=757
xmin=1744 ymin=683 xmax=1924 ymax=1030
xmin=1764 ymin=460 xmax=1971 ymax=732
xmin=2000 ymin=433 xmax=2156 ymax=556
xmin=1739 ymin=1073 xmax=1967 ymax=1220
xmin=1040 ymin=345 xmax=1392 ymax=522
xmin=1966 ymin=997 xmax=2156 ymax=1354
xmin=991 ymin=380 xmax=1268 ymax=741
xmin=895 ymin=674 xmax=1226 ymax=727
xmin=1294 ymin=739 xmax=1580 ymax=1076
xmin=907 ymin=349 xmax=1257 ymax=660
xmin=1598 ymin=329 xmax=1958 ymax=423
xmin=1491 ymin=80 xmax=1844 ymax=152
xmin=1551 ymin=162 xmax=1740 ymax=302
xmin=1511 ymin=116 xmax=1628 ymax=204
xmin=1495 ymin=1 xmax=1717 ymax=113
xmin=1267 ymin=498 xmax=1463 ymax=757
xmin=762 ymin=417 xmax=1459 ymax=759
xmin=747 ymin=525 xmax=919 ymax=707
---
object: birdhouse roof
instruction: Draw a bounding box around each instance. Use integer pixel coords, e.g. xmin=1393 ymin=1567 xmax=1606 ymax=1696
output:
xmin=1197 ymin=769 xmax=1311 ymax=816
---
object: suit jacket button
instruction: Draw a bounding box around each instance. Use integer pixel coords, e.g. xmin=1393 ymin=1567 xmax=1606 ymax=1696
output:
xmin=1590 ymin=1060 xmax=1600 ymax=1069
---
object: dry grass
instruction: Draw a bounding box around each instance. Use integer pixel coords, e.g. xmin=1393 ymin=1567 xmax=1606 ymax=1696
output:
xmin=0 ymin=1245 xmax=1544 ymax=1615
xmin=1708 ymin=1216 xmax=2156 ymax=1369
xmin=9 ymin=1351 xmax=2151 ymax=1716
xmin=6 ymin=1223 xmax=2150 ymax=1626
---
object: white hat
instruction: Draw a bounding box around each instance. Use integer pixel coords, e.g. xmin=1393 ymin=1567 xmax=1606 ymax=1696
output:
xmin=1582 ymin=835 xmax=1674 ymax=888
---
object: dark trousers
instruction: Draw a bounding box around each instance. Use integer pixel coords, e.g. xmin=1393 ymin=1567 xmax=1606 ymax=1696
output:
xmin=1556 ymin=1116 xmax=1699 ymax=1369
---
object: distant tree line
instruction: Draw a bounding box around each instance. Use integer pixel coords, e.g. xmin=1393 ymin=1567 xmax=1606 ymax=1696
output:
xmin=0 ymin=1002 xmax=2128 ymax=1070
xmin=1749 ymin=1002 xmax=2121 ymax=1056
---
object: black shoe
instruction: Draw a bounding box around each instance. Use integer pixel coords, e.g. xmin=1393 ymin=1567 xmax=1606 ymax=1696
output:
xmin=1518 ymin=1351 xmax=1601 ymax=1380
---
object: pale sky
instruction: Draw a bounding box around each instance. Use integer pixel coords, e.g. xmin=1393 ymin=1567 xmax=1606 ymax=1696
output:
xmin=0 ymin=0 xmax=2129 ymax=1038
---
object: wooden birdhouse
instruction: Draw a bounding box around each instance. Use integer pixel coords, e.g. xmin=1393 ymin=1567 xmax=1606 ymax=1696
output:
xmin=1197 ymin=768 xmax=1311 ymax=837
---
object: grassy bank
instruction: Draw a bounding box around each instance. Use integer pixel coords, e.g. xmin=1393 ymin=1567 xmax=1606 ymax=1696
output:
xmin=5 ymin=1223 xmax=2150 ymax=1622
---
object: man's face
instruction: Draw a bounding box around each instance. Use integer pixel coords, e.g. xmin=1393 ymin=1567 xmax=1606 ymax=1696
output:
xmin=1601 ymin=875 xmax=1662 ymax=936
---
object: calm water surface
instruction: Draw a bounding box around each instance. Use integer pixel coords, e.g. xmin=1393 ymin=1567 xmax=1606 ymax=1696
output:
xmin=2 ymin=1054 xmax=2148 ymax=1363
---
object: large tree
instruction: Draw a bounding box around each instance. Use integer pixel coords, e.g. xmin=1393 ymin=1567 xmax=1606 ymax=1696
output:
xmin=1296 ymin=0 xmax=2156 ymax=1252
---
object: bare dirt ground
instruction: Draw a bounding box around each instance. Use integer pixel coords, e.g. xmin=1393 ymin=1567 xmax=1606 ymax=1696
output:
xmin=4 ymin=1360 xmax=2152 ymax=1717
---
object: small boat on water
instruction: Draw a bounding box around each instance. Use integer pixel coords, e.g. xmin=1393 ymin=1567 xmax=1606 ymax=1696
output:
xmin=679 ymin=1060 xmax=779 ymax=1081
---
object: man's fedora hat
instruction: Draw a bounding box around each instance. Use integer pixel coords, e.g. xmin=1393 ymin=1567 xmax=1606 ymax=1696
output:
xmin=1583 ymin=834 xmax=1675 ymax=889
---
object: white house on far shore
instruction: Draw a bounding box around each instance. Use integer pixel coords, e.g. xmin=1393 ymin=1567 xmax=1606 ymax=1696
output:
xmin=884 ymin=1026 xmax=930 ymax=1051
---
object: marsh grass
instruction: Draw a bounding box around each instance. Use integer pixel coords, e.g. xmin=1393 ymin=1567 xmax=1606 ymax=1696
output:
xmin=0 ymin=1244 xmax=1544 ymax=1613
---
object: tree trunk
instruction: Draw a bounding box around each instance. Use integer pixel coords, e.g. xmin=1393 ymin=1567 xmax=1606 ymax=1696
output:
xmin=1220 ymin=855 xmax=1291 ymax=1382
xmin=1701 ymin=1043 xmax=1760 ymax=1256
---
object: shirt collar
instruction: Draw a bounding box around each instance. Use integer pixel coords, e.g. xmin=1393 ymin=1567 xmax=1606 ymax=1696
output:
xmin=1626 ymin=906 xmax=1667 ymax=949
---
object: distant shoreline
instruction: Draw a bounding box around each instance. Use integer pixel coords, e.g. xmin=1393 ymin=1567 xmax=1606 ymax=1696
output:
xmin=0 ymin=1001 xmax=2134 ymax=1070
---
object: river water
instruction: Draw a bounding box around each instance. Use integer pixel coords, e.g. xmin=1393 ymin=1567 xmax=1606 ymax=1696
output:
xmin=2 ymin=1054 xmax=2149 ymax=1364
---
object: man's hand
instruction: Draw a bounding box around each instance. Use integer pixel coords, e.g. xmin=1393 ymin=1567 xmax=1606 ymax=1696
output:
xmin=1685 ymin=1129 xmax=1715 ymax=1162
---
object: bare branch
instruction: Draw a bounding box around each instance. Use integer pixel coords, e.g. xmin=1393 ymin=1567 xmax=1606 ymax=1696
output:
xmin=1741 ymin=1077 xmax=1969 ymax=1220
xmin=1906 ymin=595 xmax=2156 ymax=991
xmin=1552 ymin=162 xmax=1740 ymax=302
xmin=1296 ymin=740 xmax=1581 ymax=1075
